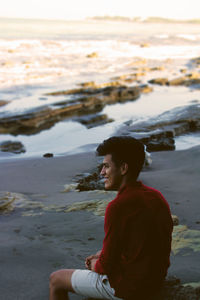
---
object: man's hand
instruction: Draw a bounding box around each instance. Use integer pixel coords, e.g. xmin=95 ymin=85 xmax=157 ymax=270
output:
xmin=90 ymin=258 xmax=98 ymax=271
xmin=85 ymin=251 xmax=101 ymax=270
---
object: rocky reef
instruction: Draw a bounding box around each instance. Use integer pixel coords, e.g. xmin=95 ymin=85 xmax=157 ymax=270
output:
xmin=0 ymin=84 xmax=146 ymax=135
xmin=116 ymin=104 xmax=200 ymax=151
xmin=148 ymin=72 xmax=200 ymax=88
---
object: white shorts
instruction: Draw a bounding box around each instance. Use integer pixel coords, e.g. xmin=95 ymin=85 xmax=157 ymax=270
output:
xmin=71 ymin=269 xmax=123 ymax=300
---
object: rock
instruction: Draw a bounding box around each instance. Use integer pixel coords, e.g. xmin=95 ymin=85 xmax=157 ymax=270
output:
xmin=112 ymin=73 xmax=147 ymax=84
xmin=78 ymin=81 xmax=121 ymax=88
xmin=128 ymin=58 xmax=147 ymax=66
xmin=0 ymin=191 xmax=29 ymax=214
xmin=151 ymin=66 xmax=165 ymax=71
xmin=140 ymin=43 xmax=150 ymax=48
xmin=132 ymin=72 xmax=146 ymax=77
xmin=2 ymin=60 xmax=14 ymax=67
xmin=86 ymin=52 xmax=99 ymax=58
xmin=78 ymin=81 xmax=97 ymax=88
xmin=75 ymin=113 xmax=114 ymax=128
xmin=180 ymin=68 xmax=187 ymax=73
xmin=172 ymin=215 xmax=179 ymax=226
xmin=0 ymin=192 xmax=15 ymax=211
xmin=192 ymin=56 xmax=200 ymax=66
xmin=0 ymin=100 xmax=8 ymax=107
xmin=158 ymin=276 xmax=200 ymax=300
xmin=172 ymin=225 xmax=200 ymax=255
xmin=149 ymin=73 xmax=200 ymax=87
xmin=0 ymin=85 xmax=141 ymax=135
xmin=117 ymin=130 xmax=175 ymax=152
xmin=7 ymin=49 xmax=15 ymax=53
xmin=117 ymin=104 xmax=200 ymax=149
xmin=66 ymin=198 xmax=110 ymax=216
xmin=43 ymin=153 xmax=54 ymax=158
xmin=140 ymin=130 xmax=175 ymax=152
xmin=139 ymin=84 xmax=153 ymax=94
xmin=168 ymin=76 xmax=188 ymax=86
xmin=148 ymin=78 xmax=169 ymax=85
xmin=187 ymin=72 xmax=200 ymax=79
xmin=0 ymin=141 xmax=26 ymax=154
xmin=76 ymin=171 xmax=104 ymax=191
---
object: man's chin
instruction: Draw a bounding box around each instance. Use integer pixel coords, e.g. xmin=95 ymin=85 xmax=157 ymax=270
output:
xmin=104 ymin=183 xmax=111 ymax=190
xmin=104 ymin=184 xmax=117 ymax=191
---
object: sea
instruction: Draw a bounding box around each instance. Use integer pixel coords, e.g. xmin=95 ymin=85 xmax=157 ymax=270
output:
xmin=0 ymin=17 xmax=200 ymax=159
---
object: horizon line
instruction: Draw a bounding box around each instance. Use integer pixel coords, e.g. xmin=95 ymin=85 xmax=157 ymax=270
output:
xmin=0 ymin=15 xmax=200 ymax=23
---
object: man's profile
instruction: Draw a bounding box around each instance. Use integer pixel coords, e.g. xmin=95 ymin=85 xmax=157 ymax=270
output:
xmin=49 ymin=136 xmax=173 ymax=300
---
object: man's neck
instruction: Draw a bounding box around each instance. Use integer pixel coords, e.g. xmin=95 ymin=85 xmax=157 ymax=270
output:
xmin=118 ymin=176 xmax=137 ymax=191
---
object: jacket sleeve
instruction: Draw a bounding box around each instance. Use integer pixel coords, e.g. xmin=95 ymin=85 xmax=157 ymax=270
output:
xmin=95 ymin=201 xmax=121 ymax=275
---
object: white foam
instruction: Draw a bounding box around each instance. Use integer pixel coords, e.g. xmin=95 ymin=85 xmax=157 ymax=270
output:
xmin=176 ymin=34 xmax=197 ymax=41
xmin=1 ymin=38 xmax=200 ymax=90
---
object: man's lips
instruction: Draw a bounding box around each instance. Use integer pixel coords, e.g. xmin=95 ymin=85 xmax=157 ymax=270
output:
xmin=102 ymin=178 xmax=108 ymax=183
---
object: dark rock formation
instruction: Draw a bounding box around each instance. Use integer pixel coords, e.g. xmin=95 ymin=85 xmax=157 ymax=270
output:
xmin=169 ymin=73 xmax=200 ymax=86
xmin=0 ymin=141 xmax=26 ymax=154
xmin=149 ymin=78 xmax=169 ymax=85
xmin=116 ymin=104 xmax=200 ymax=151
xmin=75 ymin=113 xmax=114 ymax=128
xmin=137 ymin=104 xmax=200 ymax=135
xmin=78 ymin=81 xmax=121 ymax=89
xmin=0 ymin=85 xmax=141 ymax=135
xmin=86 ymin=52 xmax=99 ymax=58
xmin=148 ymin=72 xmax=200 ymax=88
xmin=76 ymin=170 xmax=104 ymax=191
xmin=140 ymin=130 xmax=175 ymax=152
xmin=43 ymin=153 xmax=54 ymax=158
xmin=156 ymin=276 xmax=200 ymax=300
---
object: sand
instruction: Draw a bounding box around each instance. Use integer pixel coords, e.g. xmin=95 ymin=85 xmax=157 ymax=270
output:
xmin=0 ymin=146 xmax=200 ymax=299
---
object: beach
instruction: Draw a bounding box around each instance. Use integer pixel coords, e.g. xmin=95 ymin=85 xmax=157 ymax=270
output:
xmin=0 ymin=18 xmax=200 ymax=299
xmin=0 ymin=146 xmax=200 ymax=299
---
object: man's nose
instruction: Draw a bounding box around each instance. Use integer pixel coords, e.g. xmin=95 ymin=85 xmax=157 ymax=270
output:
xmin=100 ymin=166 xmax=105 ymax=176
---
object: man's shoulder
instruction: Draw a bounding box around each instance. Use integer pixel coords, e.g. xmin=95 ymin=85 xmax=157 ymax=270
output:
xmin=120 ymin=182 xmax=160 ymax=195
xmin=117 ymin=183 xmax=167 ymax=206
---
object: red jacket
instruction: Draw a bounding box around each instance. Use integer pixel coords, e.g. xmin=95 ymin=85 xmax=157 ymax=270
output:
xmin=95 ymin=182 xmax=173 ymax=299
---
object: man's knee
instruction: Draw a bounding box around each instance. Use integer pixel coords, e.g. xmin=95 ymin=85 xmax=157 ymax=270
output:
xmin=49 ymin=270 xmax=62 ymax=290
xmin=49 ymin=269 xmax=75 ymax=292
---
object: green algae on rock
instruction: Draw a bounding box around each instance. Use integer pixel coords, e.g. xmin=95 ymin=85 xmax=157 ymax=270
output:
xmin=65 ymin=190 xmax=117 ymax=216
xmin=0 ymin=192 xmax=16 ymax=212
xmin=172 ymin=225 xmax=200 ymax=255
xmin=0 ymin=191 xmax=44 ymax=215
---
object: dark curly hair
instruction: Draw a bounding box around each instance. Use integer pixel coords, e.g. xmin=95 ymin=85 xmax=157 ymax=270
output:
xmin=96 ymin=136 xmax=145 ymax=179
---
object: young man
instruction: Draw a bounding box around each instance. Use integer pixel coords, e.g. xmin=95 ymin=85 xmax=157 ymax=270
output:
xmin=49 ymin=136 xmax=173 ymax=300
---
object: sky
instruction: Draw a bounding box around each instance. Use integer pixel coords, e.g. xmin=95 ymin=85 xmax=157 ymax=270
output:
xmin=0 ymin=0 xmax=199 ymax=20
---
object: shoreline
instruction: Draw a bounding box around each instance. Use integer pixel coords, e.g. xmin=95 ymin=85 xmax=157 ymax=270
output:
xmin=1 ymin=132 xmax=200 ymax=161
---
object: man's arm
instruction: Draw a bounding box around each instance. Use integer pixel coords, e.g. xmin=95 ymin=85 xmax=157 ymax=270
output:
xmin=95 ymin=202 xmax=121 ymax=275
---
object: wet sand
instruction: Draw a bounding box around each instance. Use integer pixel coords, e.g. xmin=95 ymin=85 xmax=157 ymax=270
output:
xmin=0 ymin=146 xmax=200 ymax=299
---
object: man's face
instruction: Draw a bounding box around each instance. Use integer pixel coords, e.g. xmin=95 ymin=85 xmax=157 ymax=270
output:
xmin=100 ymin=154 xmax=123 ymax=190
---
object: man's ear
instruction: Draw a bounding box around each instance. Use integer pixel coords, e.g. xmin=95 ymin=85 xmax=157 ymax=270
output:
xmin=120 ymin=162 xmax=128 ymax=175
